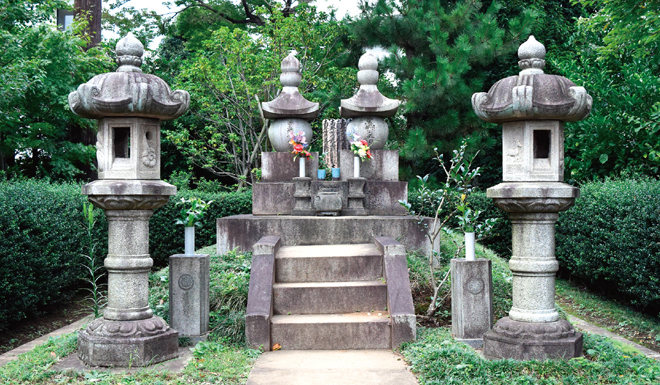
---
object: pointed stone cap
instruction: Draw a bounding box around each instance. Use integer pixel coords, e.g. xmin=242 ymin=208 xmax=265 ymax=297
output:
xmin=68 ymin=33 xmax=190 ymax=120
xmin=341 ymin=53 xmax=400 ymax=118
xmin=472 ymin=36 xmax=592 ymax=123
xmin=261 ymin=52 xmax=319 ymax=120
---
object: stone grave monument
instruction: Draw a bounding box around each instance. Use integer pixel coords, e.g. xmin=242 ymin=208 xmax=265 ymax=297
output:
xmin=219 ymin=52 xmax=429 ymax=254
xmin=472 ymin=36 xmax=592 ymax=360
xmin=69 ymin=33 xmax=189 ymax=366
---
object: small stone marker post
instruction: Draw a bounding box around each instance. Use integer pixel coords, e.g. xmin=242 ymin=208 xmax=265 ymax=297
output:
xmin=69 ymin=33 xmax=190 ymax=366
xmin=472 ymin=36 xmax=592 ymax=360
xmin=451 ymin=258 xmax=493 ymax=348
xmin=169 ymin=253 xmax=210 ymax=343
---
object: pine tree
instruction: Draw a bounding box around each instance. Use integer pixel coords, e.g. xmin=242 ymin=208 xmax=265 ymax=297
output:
xmin=350 ymin=0 xmax=536 ymax=170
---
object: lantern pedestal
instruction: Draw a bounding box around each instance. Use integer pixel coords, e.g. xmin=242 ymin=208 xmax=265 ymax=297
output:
xmin=483 ymin=182 xmax=582 ymax=360
xmin=79 ymin=180 xmax=179 ymax=367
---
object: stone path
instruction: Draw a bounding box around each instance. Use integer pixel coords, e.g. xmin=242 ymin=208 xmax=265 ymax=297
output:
xmin=246 ymin=350 xmax=418 ymax=385
xmin=1 ymin=313 xmax=659 ymax=381
xmin=568 ymin=315 xmax=660 ymax=361
xmin=0 ymin=315 xmax=91 ymax=368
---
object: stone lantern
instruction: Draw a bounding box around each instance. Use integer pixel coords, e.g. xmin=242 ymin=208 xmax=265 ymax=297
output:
xmin=472 ymin=36 xmax=592 ymax=360
xmin=68 ymin=33 xmax=190 ymax=367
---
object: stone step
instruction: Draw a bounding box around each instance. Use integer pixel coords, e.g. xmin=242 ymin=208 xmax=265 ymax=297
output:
xmin=273 ymin=281 xmax=387 ymax=315
xmin=275 ymin=243 xmax=383 ymax=283
xmin=270 ymin=313 xmax=391 ymax=350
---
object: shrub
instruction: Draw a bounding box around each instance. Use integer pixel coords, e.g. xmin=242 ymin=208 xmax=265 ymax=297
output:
xmin=0 ymin=179 xmax=251 ymax=330
xmin=556 ymin=179 xmax=660 ymax=311
xmin=149 ymin=189 xmax=252 ymax=267
xmin=408 ymin=188 xmax=511 ymax=258
xmin=0 ymin=180 xmax=107 ymax=330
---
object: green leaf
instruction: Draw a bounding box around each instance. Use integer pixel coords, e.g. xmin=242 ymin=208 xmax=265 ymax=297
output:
xmin=599 ymin=154 xmax=609 ymax=164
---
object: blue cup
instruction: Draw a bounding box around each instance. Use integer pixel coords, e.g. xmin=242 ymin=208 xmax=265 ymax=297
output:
xmin=331 ymin=168 xmax=340 ymax=180
xmin=317 ymin=169 xmax=326 ymax=179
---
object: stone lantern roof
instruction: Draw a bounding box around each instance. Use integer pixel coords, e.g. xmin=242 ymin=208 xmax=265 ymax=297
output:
xmin=262 ymin=52 xmax=319 ymax=120
xmin=341 ymin=53 xmax=400 ymax=119
xmin=68 ymin=33 xmax=190 ymax=120
xmin=472 ymin=36 xmax=592 ymax=123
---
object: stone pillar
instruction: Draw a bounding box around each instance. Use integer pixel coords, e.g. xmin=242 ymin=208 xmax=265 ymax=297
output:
xmin=69 ymin=33 xmax=190 ymax=367
xmin=169 ymin=253 xmax=210 ymax=343
xmin=451 ymin=259 xmax=493 ymax=348
xmin=78 ymin=185 xmax=179 ymax=366
xmin=472 ymin=36 xmax=592 ymax=361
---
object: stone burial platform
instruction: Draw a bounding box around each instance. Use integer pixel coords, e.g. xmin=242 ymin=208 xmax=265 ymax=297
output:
xmin=217 ymin=214 xmax=435 ymax=256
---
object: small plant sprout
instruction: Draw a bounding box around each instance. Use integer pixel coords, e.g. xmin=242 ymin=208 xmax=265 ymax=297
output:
xmin=399 ymin=139 xmax=498 ymax=317
xmin=80 ymin=202 xmax=107 ymax=319
xmin=175 ymin=197 xmax=214 ymax=228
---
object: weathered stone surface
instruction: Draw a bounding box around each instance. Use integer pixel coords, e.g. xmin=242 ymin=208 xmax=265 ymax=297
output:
xmin=364 ymin=181 xmax=408 ymax=216
xmin=262 ymin=53 xmax=319 ymax=152
xmin=341 ymin=54 xmax=400 ymax=119
xmin=483 ymin=317 xmax=583 ymax=360
xmin=338 ymin=150 xmax=399 ymax=181
xmin=82 ymin=179 xmax=176 ymax=198
xmin=245 ymin=237 xmax=280 ymax=350
xmin=217 ymin=215 xmax=436 ymax=255
xmin=472 ymin=36 xmax=592 ymax=124
xmin=451 ymin=259 xmax=493 ymax=347
xmin=94 ymin=117 xmax=162 ymax=180
xmin=292 ymin=177 xmax=314 ymax=216
xmin=375 ymin=237 xmax=416 ymax=348
xmin=77 ymin=317 xmax=179 ymax=367
xmin=169 ymin=254 xmax=210 ymax=341
xmin=262 ymin=53 xmax=319 ymax=120
xmin=270 ymin=314 xmax=391 ymax=350
xmin=275 ymin=244 xmax=383 ymax=283
xmin=252 ymin=182 xmax=295 ymax=215
xmin=500 ymin=120 xmax=565 ymax=182
xmin=69 ymin=34 xmax=189 ymax=121
xmin=273 ymin=281 xmax=387 ymax=315
xmin=475 ymin=36 xmax=589 ymax=361
xmin=261 ymin=152 xmax=319 ymax=181
xmin=313 ymin=191 xmax=343 ymax=215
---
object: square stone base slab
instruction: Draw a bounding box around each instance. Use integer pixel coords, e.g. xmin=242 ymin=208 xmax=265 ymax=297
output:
xmin=483 ymin=317 xmax=583 ymax=361
xmin=77 ymin=319 xmax=179 ymax=367
xmin=52 ymin=346 xmax=192 ymax=374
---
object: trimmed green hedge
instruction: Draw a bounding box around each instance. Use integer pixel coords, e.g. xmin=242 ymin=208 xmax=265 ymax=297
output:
xmin=0 ymin=180 xmax=252 ymax=330
xmin=0 ymin=181 xmax=107 ymax=330
xmin=411 ymin=179 xmax=660 ymax=312
xmin=556 ymin=179 xmax=660 ymax=311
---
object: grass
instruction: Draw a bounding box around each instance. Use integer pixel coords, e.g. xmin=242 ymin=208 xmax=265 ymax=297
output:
xmin=556 ymin=279 xmax=660 ymax=352
xmin=0 ymin=245 xmax=259 ymax=384
xmin=2 ymin=240 xmax=660 ymax=384
xmin=401 ymin=327 xmax=660 ymax=384
xmin=0 ymin=332 xmax=259 ymax=384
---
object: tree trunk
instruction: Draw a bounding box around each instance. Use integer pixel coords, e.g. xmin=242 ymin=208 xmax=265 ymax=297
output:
xmin=75 ymin=0 xmax=102 ymax=49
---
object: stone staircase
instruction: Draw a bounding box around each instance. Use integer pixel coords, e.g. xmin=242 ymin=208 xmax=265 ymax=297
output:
xmin=246 ymin=237 xmax=416 ymax=350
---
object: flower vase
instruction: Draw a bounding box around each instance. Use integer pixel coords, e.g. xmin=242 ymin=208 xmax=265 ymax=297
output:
xmin=353 ymin=156 xmax=360 ymax=178
xmin=331 ymin=168 xmax=340 ymax=181
xmin=185 ymin=226 xmax=195 ymax=256
xmin=317 ymin=169 xmax=326 ymax=179
xmin=465 ymin=232 xmax=475 ymax=261
xmin=299 ymin=157 xmax=305 ymax=178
